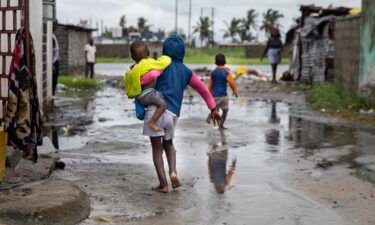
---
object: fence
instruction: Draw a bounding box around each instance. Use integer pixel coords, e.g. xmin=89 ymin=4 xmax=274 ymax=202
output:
xmin=334 ymin=14 xmax=361 ymax=94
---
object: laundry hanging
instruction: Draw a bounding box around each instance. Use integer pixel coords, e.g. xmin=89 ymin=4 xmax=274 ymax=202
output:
xmin=4 ymin=28 xmax=43 ymax=162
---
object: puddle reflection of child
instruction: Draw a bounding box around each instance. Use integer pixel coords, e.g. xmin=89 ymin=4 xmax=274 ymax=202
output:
xmin=208 ymin=148 xmax=236 ymax=194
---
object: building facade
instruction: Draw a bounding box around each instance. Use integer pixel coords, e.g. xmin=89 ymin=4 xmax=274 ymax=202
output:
xmin=54 ymin=24 xmax=95 ymax=75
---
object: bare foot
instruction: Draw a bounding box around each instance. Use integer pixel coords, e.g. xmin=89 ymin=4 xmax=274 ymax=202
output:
xmin=219 ymin=125 xmax=228 ymax=130
xmin=151 ymin=185 xmax=168 ymax=193
xmin=148 ymin=121 xmax=163 ymax=132
xmin=170 ymin=172 xmax=182 ymax=189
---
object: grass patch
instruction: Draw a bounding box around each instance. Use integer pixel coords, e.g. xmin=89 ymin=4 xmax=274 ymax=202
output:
xmin=58 ymin=76 xmax=100 ymax=89
xmin=97 ymin=47 xmax=289 ymax=65
xmin=97 ymin=57 xmax=134 ymax=63
xmin=306 ymin=83 xmax=374 ymax=111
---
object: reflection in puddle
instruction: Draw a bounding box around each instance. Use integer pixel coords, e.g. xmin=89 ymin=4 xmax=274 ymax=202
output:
xmin=207 ymin=131 xmax=237 ymax=194
xmin=269 ymin=101 xmax=280 ymax=124
xmin=44 ymin=126 xmax=60 ymax=150
xmin=287 ymin=116 xmax=375 ymax=183
xmin=265 ymin=101 xmax=280 ymax=148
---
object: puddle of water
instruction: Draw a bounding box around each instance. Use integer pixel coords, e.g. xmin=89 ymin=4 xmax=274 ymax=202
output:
xmin=57 ymin=87 xmax=375 ymax=186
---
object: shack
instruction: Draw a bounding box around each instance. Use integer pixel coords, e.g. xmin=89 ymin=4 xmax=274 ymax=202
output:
xmin=54 ymin=23 xmax=96 ymax=75
xmin=288 ymin=5 xmax=352 ymax=83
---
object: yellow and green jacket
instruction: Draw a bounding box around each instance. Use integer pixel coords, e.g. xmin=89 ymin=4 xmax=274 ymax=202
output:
xmin=124 ymin=56 xmax=171 ymax=98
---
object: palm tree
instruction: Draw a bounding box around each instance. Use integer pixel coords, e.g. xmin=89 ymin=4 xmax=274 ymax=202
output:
xmin=137 ymin=17 xmax=150 ymax=33
xmin=260 ymin=9 xmax=284 ymax=36
xmin=239 ymin=9 xmax=258 ymax=43
xmin=193 ymin=17 xmax=211 ymax=47
xmin=223 ymin=18 xmax=241 ymax=43
xmin=119 ymin=15 xmax=126 ymax=29
xmin=243 ymin=9 xmax=258 ymax=31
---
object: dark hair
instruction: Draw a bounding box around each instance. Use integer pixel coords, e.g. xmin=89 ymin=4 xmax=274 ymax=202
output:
xmin=130 ymin=40 xmax=149 ymax=63
xmin=215 ymin=53 xmax=226 ymax=66
xmin=271 ymin=27 xmax=281 ymax=38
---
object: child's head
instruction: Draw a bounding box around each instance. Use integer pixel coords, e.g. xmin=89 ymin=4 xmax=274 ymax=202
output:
xmin=215 ymin=53 xmax=226 ymax=66
xmin=130 ymin=41 xmax=150 ymax=63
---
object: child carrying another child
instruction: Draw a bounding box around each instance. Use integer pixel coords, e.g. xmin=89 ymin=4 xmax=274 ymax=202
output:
xmin=124 ymin=41 xmax=171 ymax=131
xmin=207 ymin=53 xmax=238 ymax=129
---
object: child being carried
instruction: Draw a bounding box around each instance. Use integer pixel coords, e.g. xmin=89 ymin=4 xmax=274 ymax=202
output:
xmin=124 ymin=41 xmax=170 ymax=131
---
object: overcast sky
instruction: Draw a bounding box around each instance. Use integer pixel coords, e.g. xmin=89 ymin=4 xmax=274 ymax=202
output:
xmin=57 ymin=0 xmax=361 ymax=42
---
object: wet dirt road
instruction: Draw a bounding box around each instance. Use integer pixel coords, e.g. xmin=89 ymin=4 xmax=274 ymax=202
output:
xmin=51 ymin=87 xmax=375 ymax=225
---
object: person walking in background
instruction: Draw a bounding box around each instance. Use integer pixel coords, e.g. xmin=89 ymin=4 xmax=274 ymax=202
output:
xmin=206 ymin=53 xmax=238 ymax=130
xmin=261 ymin=28 xmax=283 ymax=83
xmin=85 ymin=37 xmax=96 ymax=79
xmin=52 ymin=34 xmax=59 ymax=96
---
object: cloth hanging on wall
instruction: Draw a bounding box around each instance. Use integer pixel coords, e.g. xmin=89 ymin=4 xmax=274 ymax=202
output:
xmin=4 ymin=28 xmax=43 ymax=162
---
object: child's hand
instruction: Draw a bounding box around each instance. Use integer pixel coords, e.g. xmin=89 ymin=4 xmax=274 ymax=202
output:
xmin=210 ymin=110 xmax=222 ymax=127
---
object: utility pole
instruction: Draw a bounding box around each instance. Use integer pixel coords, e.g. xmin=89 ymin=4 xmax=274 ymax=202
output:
xmin=175 ymin=0 xmax=178 ymax=34
xmin=101 ymin=20 xmax=104 ymax=37
xmin=211 ymin=7 xmax=215 ymax=45
xmin=188 ymin=0 xmax=192 ymax=44
xmin=200 ymin=7 xmax=215 ymax=45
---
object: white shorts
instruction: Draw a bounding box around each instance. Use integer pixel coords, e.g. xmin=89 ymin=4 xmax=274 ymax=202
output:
xmin=143 ymin=107 xmax=178 ymax=140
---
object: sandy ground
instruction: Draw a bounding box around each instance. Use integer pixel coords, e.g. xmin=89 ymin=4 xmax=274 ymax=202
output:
xmin=48 ymin=80 xmax=375 ymax=225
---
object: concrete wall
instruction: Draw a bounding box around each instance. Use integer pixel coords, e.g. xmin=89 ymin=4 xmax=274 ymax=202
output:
xmin=360 ymin=0 xmax=375 ymax=101
xmin=67 ymin=30 xmax=89 ymax=74
xmin=30 ymin=0 xmax=44 ymax=107
xmin=54 ymin=25 xmax=90 ymax=75
xmin=245 ymin=45 xmax=290 ymax=58
xmin=97 ymin=44 xmax=130 ymax=58
xmin=54 ymin=26 xmax=69 ymax=74
xmin=334 ymin=14 xmax=361 ymax=94
xmin=96 ymin=43 xmax=162 ymax=59
xmin=46 ymin=21 xmax=53 ymax=107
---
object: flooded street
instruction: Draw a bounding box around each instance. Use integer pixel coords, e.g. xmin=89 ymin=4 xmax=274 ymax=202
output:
xmin=50 ymin=86 xmax=375 ymax=225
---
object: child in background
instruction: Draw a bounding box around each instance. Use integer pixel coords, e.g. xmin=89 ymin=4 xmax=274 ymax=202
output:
xmin=124 ymin=41 xmax=171 ymax=131
xmin=206 ymin=53 xmax=238 ymax=129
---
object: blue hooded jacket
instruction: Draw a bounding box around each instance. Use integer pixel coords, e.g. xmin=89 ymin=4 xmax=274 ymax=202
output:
xmin=156 ymin=35 xmax=192 ymax=117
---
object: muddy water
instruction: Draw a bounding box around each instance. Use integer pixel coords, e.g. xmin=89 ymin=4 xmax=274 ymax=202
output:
xmin=54 ymin=87 xmax=375 ymax=225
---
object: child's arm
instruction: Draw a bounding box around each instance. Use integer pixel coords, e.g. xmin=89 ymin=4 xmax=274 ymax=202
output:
xmin=189 ymin=72 xmax=216 ymax=110
xmin=140 ymin=70 xmax=163 ymax=86
xmin=226 ymin=73 xmax=238 ymax=97
xmin=226 ymin=159 xmax=237 ymax=185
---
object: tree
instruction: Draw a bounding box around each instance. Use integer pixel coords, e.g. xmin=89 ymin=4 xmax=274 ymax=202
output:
xmin=119 ymin=15 xmax=126 ymax=29
xmin=239 ymin=9 xmax=258 ymax=43
xmin=193 ymin=17 xmax=211 ymax=47
xmin=243 ymin=9 xmax=258 ymax=31
xmin=260 ymin=9 xmax=284 ymax=36
xmin=137 ymin=17 xmax=151 ymax=33
xmin=223 ymin=18 xmax=241 ymax=43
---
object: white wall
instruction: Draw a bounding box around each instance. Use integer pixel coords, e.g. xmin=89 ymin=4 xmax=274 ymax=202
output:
xmin=29 ymin=0 xmax=43 ymax=109
xmin=46 ymin=21 xmax=53 ymax=105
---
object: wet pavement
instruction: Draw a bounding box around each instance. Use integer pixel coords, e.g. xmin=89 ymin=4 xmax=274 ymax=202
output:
xmin=51 ymin=87 xmax=375 ymax=225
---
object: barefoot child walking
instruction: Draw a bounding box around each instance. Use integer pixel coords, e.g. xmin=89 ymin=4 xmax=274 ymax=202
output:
xmin=207 ymin=53 xmax=238 ymax=129
xmin=124 ymin=41 xmax=171 ymax=131
xmin=143 ymin=35 xmax=222 ymax=193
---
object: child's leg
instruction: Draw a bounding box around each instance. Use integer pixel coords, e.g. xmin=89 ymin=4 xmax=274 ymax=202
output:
xmin=150 ymin=137 xmax=168 ymax=193
xmin=138 ymin=90 xmax=166 ymax=132
xmin=148 ymin=101 xmax=167 ymax=132
xmin=220 ymin=109 xmax=229 ymax=129
xmin=163 ymin=139 xmax=181 ymax=189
